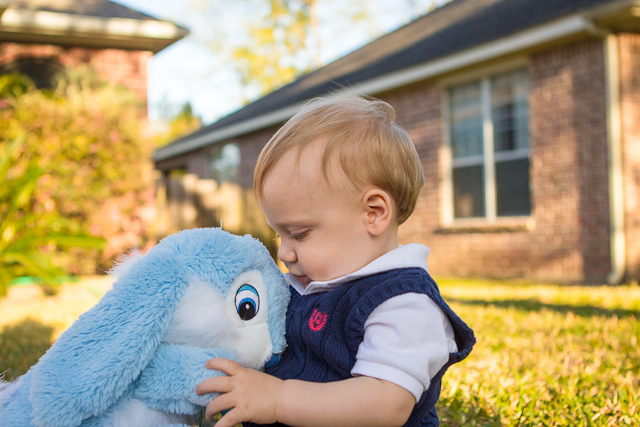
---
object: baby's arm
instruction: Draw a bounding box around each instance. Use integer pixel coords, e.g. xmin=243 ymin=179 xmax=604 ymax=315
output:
xmin=352 ymin=293 xmax=457 ymax=401
xmin=196 ymin=358 xmax=414 ymax=427
xmin=196 ymin=293 xmax=454 ymax=427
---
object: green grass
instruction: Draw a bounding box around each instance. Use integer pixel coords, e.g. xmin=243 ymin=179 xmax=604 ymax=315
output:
xmin=1 ymin=277 xmax=638 ymax=426
xmin=435 ymin=278 xmax=640 ymax=426
xmin=0 ymin=276 xmax=113 ymax=379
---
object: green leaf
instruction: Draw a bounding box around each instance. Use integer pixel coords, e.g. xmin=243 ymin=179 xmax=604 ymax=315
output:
xmin=1 ymin=252 xmax=58 ymax=285
xmin=8 ymin=167 xmax=42 ymax=211
xmin=7 ymin=235 xmax=106 ymax=252
xmin=0 ymin=135 xmax=26 ymax=184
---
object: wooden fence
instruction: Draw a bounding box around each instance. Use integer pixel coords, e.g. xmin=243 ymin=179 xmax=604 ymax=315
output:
xmin=155 ymin=174 xmax=279 ymax=261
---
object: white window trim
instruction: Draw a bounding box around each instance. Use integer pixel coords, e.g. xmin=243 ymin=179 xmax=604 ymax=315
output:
xmin=439 ymin=58 xmax=532 ymax=226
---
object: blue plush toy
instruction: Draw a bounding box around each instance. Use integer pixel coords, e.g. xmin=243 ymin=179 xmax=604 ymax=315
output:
xmin=0 ymin=228 xmax=290 ymax=427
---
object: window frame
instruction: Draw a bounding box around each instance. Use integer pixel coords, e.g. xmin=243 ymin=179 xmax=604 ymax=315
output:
xmin=439 ymin=58 xmax=532 ymax=227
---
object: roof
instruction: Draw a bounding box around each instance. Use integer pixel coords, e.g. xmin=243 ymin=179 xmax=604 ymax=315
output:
xmin=155 ymin=0 xmax=633 ymax=162
xmin=6 ymin=0 xmax=158 ymax=20
xmin=0 ymin=0 xmax=188 ymax=52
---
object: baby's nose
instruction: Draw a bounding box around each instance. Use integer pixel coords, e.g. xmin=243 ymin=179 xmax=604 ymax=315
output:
xmin=277 ymin=242 xmax=297 ymax=263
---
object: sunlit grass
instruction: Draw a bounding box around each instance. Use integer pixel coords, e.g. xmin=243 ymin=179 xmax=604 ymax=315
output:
xmin=0 ymin=276 xmax=113 ymax=380
xmin=1 ymin=277 xmax=638 ymax=425
xmin=436 ymin=278 xmax=640 ymax=426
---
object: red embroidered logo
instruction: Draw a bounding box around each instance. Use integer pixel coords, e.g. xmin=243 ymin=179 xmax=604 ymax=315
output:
xmin=308 ymin=309 xmax=327 ymax=331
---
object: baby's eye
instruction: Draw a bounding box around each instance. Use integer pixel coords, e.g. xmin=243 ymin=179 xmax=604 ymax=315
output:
xmin=290 ymin=230 xmax=309 ymax=241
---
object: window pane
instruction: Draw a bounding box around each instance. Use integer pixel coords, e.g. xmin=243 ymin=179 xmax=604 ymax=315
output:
xmin=449 ymin=81 xmax=483 ymax=158
xmin=496 ymin=158 xmax=531 ymax=216
xmin=453 ymin=165 xmax=485 ymax=218
xmin=210 ymin=143 xmax=240 ymax=184
xmin=491 ymin=69 xmax=529 ymax=152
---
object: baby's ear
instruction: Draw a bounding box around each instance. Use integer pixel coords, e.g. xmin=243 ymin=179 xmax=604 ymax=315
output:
xmin=363 ymin=189 xmax=393 ymax=235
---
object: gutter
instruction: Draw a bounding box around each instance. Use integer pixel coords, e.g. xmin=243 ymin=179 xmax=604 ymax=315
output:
xmin=603 ymin=33 xmax=627 ymax=285
xmin=155 ymin=14 xmax=594 ymax=161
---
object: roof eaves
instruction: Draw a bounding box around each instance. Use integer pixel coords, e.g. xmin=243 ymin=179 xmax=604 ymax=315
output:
xmin=154 ymin=12 xmax=594 ymax=162
xmin=154 ymin=103 xmax=301 ymax=161
xmin=0 ymin=8 xmax=188 ymax=52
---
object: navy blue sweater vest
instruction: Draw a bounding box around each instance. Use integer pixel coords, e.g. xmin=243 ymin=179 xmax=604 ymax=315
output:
xmin=245 ymin=268 xmax=475 ymax=427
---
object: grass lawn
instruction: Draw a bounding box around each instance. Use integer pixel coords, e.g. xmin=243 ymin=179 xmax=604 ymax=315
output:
xmin=436 ymin=278 xmax=640 ymax=426
xmin=1 ymin=277 xmax=638 ymax=426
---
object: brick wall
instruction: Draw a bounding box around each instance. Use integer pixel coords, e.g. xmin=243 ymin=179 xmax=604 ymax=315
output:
xmin=156 ymin=146 xmax=209 ymax=178
xmin=237 ymin=126 xmax=280 ymax=189
xmin=0 ymin=43 xmax=152 ymax=100
xmin=392 ymin=38 xmax=610 ymax=282
xmin=619 ymin=34 xmax=640 ymax=281
xmin=532 ymin=38 xmax=610 ymax=281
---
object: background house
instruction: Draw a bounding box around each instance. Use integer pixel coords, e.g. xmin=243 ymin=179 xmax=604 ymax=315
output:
xmin=155 ymin=0 xmax=640 ymax=284
xmin=0 ymin=0 xmax=187 ymax=100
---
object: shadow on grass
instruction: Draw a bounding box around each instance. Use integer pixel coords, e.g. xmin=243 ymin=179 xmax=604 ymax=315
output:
xmin=0 ymin=318 xmax=54 ymax=381
xmin=438 ymin=394 xmax=503 ymax=427
xmin=447 ymin=297 xmax=639 ymax=319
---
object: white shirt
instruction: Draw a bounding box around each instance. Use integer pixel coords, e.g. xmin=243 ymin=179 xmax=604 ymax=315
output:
xmin=285 ymin=244 xmax=458 ymax=402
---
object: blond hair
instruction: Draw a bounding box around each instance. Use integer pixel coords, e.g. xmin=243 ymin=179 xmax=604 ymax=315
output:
xmin=254 ymin=95 xmax=425 ymax=224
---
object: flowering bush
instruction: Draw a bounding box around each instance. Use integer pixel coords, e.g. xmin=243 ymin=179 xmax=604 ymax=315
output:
xmin=0 ymin=68 xmax=156 ymax=276
xmin=0 ymin=136 xmax=106 ymax=296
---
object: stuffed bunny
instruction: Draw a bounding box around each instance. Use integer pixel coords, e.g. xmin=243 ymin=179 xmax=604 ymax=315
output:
xmin=0 ymin=228 xmax=290 ymax=427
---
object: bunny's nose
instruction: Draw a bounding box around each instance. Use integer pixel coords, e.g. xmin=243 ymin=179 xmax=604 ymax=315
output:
xmin=264 ymin=353 xmax=281 ymax=368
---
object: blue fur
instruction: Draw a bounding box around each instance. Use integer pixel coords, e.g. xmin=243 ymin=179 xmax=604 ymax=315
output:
xmin=133 ymin=344 xmax=236 ymax=413
xmin=0 ymin=228 xmax=290 ymax=427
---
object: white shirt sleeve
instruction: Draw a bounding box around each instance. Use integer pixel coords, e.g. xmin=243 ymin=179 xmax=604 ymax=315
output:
xmin=350 ymin=293 xmax=458 ymax=402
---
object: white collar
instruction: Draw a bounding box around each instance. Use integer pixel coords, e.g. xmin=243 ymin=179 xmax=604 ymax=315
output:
xmin=285 ymin=243 xmax=430 ymax=296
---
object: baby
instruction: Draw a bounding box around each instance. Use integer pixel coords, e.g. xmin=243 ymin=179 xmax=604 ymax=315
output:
xmin=196 ymin=96 xmax=475 ymax=427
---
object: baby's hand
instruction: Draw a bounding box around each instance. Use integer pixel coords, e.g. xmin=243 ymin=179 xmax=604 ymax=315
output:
xmin=196 ymin=358 xmax=284 ymax=427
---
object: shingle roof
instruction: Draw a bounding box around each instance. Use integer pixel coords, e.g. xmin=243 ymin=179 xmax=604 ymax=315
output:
xmin=159 ymin=0 xmax=615 ymax=155
xmin=8 ymin=0 xmax=160 ymax=21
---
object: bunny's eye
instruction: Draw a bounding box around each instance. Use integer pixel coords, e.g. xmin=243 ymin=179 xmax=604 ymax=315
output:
xmin=235 ymin=284 xmax=260 ymax=321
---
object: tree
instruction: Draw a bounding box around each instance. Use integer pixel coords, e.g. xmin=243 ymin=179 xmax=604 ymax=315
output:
xmin=153 ymin=102 xmax=202 ymax=148
xmin=184 ymin=0 xmax=377 ymax=100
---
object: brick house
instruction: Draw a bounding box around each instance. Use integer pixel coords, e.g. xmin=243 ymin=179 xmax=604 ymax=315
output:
xmin=155 ymin=0 xmax=640 ymax=284
xmin=0 ymin=0 xmax=187 ymax=100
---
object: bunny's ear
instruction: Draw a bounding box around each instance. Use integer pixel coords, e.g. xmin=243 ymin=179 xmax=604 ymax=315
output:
xmin=108 ymin=247 xmax=145 ymax=278
xmin=29 ymin=245 xmax=191 ymax=427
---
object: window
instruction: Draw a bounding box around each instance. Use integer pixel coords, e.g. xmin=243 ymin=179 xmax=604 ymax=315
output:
xmin=209 ymin=143 xmax=240 ymax=184
xmin=448 ymin=68 xmax=531 ymax=220
xmin=0 ymin=57 xmax=63 ymax=89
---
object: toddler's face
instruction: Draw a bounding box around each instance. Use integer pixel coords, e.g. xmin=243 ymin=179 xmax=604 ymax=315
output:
xmin=259 ymin=142 xmax=376 ymax=286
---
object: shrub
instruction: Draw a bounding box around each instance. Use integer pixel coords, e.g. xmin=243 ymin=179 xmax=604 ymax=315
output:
xmin=0 ymin=136 xmax=105 ymax=296
xmin=0 ymin=67 xmax=156 ymax=275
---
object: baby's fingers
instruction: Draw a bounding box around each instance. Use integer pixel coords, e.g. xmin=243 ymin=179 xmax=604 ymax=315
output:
xmin=196 ymin=376 xmax=234 ymax=396
xmin=205 ymin=357 xmax=244 ymax=375
xmin=204 ymin=392 xmax=235 ymax=420
xmin=214 ymin=408 xmax=245 ymax=427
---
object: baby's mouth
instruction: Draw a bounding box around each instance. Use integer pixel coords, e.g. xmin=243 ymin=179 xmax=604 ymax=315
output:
xmin=291 ymin=273 xmax=311 ymax=286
